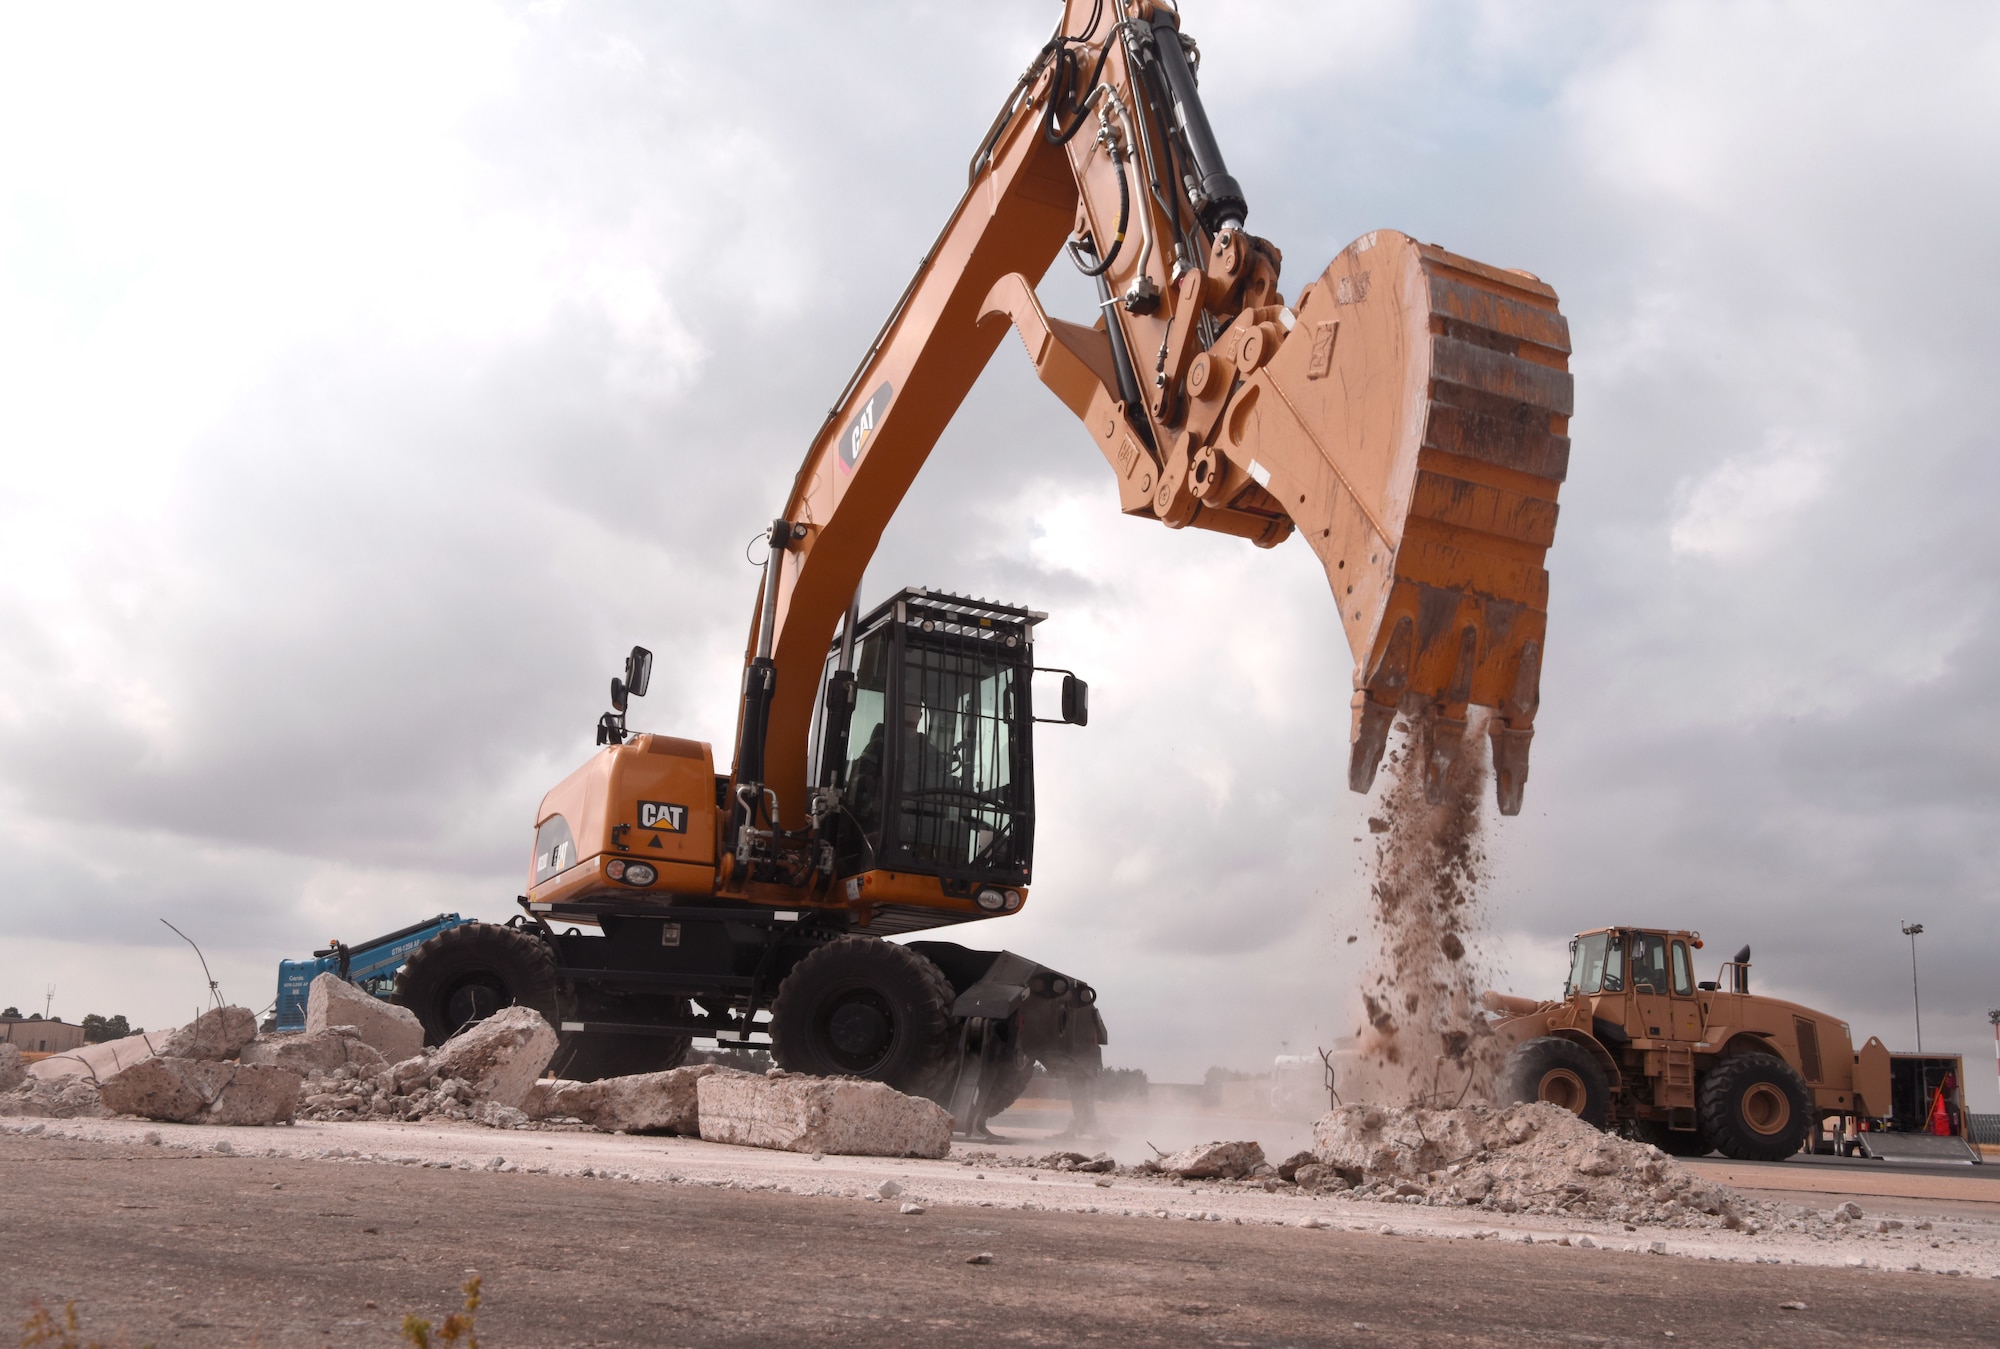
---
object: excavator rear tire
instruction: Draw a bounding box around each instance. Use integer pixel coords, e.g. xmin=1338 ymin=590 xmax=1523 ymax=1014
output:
xmin=1698 ymin=1053 xmax=1812 ymax=1162
xmin=770 ymin=936 xmax=956 ymax=1097
xmin=1499 ymin=1036 xmax=1610 ymax=1127
xmin=395 ymin=921 xmax=560 ymax=1048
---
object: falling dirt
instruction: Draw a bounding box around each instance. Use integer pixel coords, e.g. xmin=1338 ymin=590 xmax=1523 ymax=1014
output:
xmin=1338 ymin=710 xmax=1503 ymax=1107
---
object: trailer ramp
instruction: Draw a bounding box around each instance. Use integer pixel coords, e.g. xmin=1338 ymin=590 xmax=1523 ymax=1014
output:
xmin=1857 ymin=1133 xmax=1982 ymax=1165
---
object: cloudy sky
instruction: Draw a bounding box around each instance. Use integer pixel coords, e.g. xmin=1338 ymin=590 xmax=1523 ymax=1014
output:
xmin=4 ymin=1 xmax=1996 ymax=1104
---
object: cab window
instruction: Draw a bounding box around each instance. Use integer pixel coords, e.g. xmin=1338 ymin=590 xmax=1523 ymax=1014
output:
xmin=1670 ymin=941 xmax=1694 ymax=997
xmin=1629 ymin=932 xmax=1669 ymax=994
xmin=1568 ymin=933 xmax=1609 ymax=995
xmin=1601 ymin=932 xmax=1625 ymax=993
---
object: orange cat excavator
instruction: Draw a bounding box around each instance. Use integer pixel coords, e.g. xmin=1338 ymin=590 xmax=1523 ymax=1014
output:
xmin=394 ymin=0 xmax=1572 ymax=1134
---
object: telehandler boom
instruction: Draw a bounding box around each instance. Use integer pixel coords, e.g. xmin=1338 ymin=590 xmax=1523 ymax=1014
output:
xmin=394 ymin=0 xmax=1573 ymax=1129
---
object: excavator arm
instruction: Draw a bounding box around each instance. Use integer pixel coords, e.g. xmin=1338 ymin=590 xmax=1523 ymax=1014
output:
xmin=731 ymin=0 xmax=1570 ymax=877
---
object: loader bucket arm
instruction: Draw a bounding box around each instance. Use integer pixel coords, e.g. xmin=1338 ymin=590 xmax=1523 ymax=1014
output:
xmin=733 ymin=0 xmax=1570 ymax=849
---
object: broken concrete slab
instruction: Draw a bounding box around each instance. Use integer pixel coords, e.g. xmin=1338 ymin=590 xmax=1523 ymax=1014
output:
xmin=26 ymin=1031 xmax=170 ymax=1084
xmin=0 ymin=1076 xmax=111 ymax=1119
xmin=0 ymin=1044 xmax=23 ymax=1093
xmin=1156 ymin=1140 xmax=1266 ymax=1180
xmin=158 ymin=1006 xmax=259 ymax=1062
xmin=696 ymin=1072 xmax=951 ymax=1159
xmin=427 ymin=1007 xmax=557 ymax=1109
xmin=99 ymin=1057 xmax=301 ymax=1125
xmin=241 ymin=1030 xmax=388 ymax=1077
xmin=305 ymin=974 xmax=425 ymax=1064
xmin=536 ymin=1065 xmax=730 ymax=1134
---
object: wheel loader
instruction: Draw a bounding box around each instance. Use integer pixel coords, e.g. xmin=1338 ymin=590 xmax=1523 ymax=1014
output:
xmin=1488 ymin=929 xmax=1900 ymax=1162
xmin=394 ymin=0 xmax=1574 ymax=1132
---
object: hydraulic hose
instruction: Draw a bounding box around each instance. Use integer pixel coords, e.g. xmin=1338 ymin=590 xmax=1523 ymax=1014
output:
xmin=1067 ymin=140 xmax=1128 ymax=277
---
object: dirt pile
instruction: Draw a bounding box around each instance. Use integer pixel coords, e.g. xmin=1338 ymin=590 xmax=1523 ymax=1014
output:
xmin=1311 ymin=1101 xmax=1782 ymax=1229
xmin=1340 ymin=713 xmax=1500 ymax=1106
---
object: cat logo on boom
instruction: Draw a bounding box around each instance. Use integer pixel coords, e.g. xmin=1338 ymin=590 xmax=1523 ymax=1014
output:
xmin=638 ymin=801 xmax=688 ymax=833
xmin=836 ymin=381 xmax=893 ymax=474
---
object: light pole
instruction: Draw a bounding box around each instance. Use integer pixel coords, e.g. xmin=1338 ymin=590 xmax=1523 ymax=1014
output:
xmin=1901 ymin=922 xmax=1924 ymax=1052
xmin=1989 ymin=1011 xmax=2000 ymax=1118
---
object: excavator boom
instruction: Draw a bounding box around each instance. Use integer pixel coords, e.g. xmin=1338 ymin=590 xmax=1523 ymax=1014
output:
xmin=731 ymin=0 xmax=1570 ymax=882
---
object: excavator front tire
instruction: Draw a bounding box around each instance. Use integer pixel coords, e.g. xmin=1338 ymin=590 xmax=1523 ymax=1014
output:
xmin=770 ymin=936 xmax=955 ymax=1097
xmin=395 ymin=921 xmax=560 ymax=1047
xmin=1698 ymin=1053 xmax=1812 ymax=1162
xmin=1499 ymin=1036 xmax=1610 ymax=1127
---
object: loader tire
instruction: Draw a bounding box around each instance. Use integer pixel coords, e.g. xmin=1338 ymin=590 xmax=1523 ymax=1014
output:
xmin=1698 ymin=1053 xmax=1811 ymax=1162
xmin=1499 ymin=1036 xmax=1610 ymax=1127
xmin=770 ymin=936 xmax=955 ymax=1096
xmin=395 ymin=921 xmax=560 ymax=1048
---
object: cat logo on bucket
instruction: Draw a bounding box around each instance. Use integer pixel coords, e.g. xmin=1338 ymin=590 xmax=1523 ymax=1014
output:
xmin=638 ymin=801 xmax=688 ymax=833
xmin=836 ymin=381 xmax=893 ymax=473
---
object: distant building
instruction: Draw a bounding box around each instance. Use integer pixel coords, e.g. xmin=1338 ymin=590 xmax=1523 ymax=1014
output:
xmin=0 ymin=1017 xmax=87 ymax=1054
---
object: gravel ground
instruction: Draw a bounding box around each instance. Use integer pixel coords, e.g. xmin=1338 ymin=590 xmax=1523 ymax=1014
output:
xmin=7 ymin=1114 xmax=2000 ymax=1277
xmin=7 ymin=1128 xmax=2000 ymax=1347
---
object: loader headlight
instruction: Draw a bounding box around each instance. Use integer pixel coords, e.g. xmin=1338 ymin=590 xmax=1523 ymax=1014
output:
xmin=623 ymin=862 xmax=657 ymax=886
xmin=975 ymin=887 xmax=1006 ymax=912
xmin=605 ymin=859 xmax=626 ymax=879
xmin=1003 ymin=889 xmax=1022 ymax=911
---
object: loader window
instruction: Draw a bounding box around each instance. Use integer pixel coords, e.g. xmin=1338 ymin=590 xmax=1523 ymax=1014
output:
xmin=1568 ymin=932 xmax=1610 ymax=995
xmin=1629 ymin=932 xmax=1668 ymax=994
xmin=895 ymin=644 xmax=1021 ymax=868
xmin=1670 ymin=941 xmax=1694 ymax=997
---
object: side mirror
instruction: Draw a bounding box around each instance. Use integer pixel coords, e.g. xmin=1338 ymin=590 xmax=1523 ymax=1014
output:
xmin=625 ymin=646 xmax=653 ymax=698
xmin=610 ymin=677 xmax=629 ymax=714
xmin=1061 ymin=674 xmax=1089 ymax=727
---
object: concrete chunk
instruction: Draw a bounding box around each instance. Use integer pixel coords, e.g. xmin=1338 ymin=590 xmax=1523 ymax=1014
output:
xmin=1157 ymin=1140 xmax=1266 ymax=1180
xmin=0 ymin=1044 xmax=23 ymax=1092
xmin=696 ymin=1072 xmax=951 ymax=1158
xmin=27 ymin=1031 xmax=170 ymax=1084
xmin=539 ymin=1065 xmax=730 ymax=1134
xmin=241 ymin=1031 xmax=389 ymax=1077
xmin=99 ymin=1057 xmax=300 ymax=1125
xmin=305 ymin=974 xmax=425 ymax=1064
xmin=0 ymin=1077 xmax=112 ymax=1119
xmin=159 ymin=1006 xmax=259 ymax=1062
xmin=427 ymin=1007 xmax=557 ymax=1109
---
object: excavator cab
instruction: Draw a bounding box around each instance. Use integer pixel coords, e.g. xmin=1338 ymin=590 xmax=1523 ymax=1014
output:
xmin=813 ymin=588 xmax=1057 ymax=901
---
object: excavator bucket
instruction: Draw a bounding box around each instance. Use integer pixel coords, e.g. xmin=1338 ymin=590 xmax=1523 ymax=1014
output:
xmin=1230 ymin=231 xmax=1570 ymax=814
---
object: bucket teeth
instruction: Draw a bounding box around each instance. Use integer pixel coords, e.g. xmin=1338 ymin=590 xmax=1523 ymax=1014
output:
xmin=1423 ymin=716 xmax=1468 ymax=804
xmin=1348 ymin=694 xmax=1395 ymax=794
xmin=1489 ymin=722 xmax=1533 ymax=816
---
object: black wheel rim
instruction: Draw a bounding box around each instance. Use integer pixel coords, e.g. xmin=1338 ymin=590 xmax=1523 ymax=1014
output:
xmin=443 ymin=976 xmax=509 ymax=1034
xmin=814 ymin=987 xmax=896 ymax=1074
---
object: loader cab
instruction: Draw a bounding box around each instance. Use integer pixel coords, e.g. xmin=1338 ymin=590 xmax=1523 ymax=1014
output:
xmin=811 ymin=589 xmax=1057 ymax=894
xmin=1563 ymin=927 xmax=1706 ymax=1044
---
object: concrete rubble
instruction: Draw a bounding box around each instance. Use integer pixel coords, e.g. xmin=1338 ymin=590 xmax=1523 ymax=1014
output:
xmin=425 ymin=1006 xmax=557 ymax=1109
xmin=697 ymin=1070 xmax=953 ymax=1158
xmin=0 ymin=1044 xmax=22 ymax=1093
xmin=22 ymin=1031 xmax=169 ymax=1085
xmin=304 ymin=972 xmax=425 ymax=1064
xmin=527 ymin=1064 xmax=733 ymax=1135
xmin=158 ymin=1006 xmax=259 ymax=1062
xmin=98 ymin=1057 xmax=301 ymax=1126
xmin=1309 ymin=1101 xmax=1782 ymax=1231
xmin=1153 ymin=1139 xmax=1266 ymax=1180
